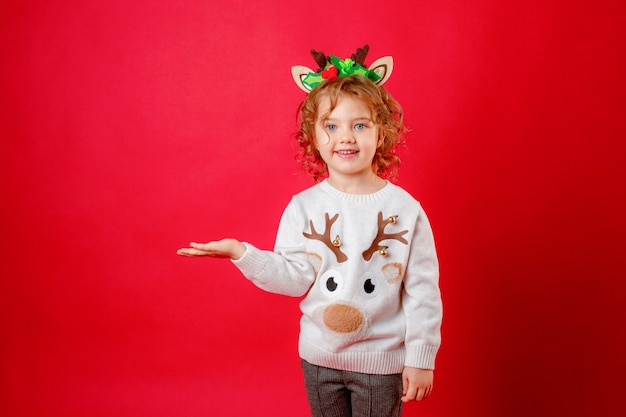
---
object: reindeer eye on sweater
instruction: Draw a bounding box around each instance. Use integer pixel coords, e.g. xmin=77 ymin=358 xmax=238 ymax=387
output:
xmin=319 ymin=269 xmax=343 ymax=296
xmin=326 ymin=277 xmax=339 ymax=292
xmin=360 ymin=273 xmax=380 ymax=299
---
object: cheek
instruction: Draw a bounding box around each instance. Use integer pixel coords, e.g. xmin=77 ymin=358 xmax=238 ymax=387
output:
xmin=314 ymin=129 xmax=331 ymax=149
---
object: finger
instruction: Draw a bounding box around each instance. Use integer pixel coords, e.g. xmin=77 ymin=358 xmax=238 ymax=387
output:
xmin=189 ymin=242 xmax=209 ymax=250
xmin=401 ymin=385 xmax=417 ymax=403
xmin=401 ymin=392 xmax=415 ymax=402
xmin=402 ymin=374 xmax=408 ymax=395
xmin=177 ymin=247 xmax=210 ymax=257
xmin=181 ymin=242 xmax=215 ymax=256
xmin=190 ymin=242 xmax=229 ymax=256
xmin=401 ymin=374 xmax=409 ymax=402
xmin=416 ymin=387 xmax=426 ymax=401
xmin=416 ymin=385 xmax=432 ymax=401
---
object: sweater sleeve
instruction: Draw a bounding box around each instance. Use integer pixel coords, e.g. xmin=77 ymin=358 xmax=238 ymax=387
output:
xmin=402 ymin=204 xmax=442 ymax=370
xmin=231 ymin=200 xmax=316 ymax=297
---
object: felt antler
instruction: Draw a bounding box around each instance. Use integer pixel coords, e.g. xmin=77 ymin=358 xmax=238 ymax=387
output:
xmin=351 ymin=45 xmax=369 ymax=66
xmin=310 ymin=49 xmax=329 ymax=72
xmin=362 ymin=212 xmax=409 ymax=261
xmin=303 ymin=213 xmax=348 ymax=263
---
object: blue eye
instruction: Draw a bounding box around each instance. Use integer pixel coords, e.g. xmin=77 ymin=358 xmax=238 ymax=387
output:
xmin=326 ymin=124 xmax=337 ymax=131
xmin=354 ymin=123 xmax=365 ymax=130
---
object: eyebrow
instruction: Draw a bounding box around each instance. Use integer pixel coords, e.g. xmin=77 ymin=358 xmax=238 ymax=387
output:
xmin=324 ymin=117 xmax=372 ymax=123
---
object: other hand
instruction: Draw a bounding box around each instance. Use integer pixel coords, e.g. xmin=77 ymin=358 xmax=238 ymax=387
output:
xmin=177 ymin=238 xmax=246 ymax=260
xmin=401 ymin=367 xmax=433 ymax=402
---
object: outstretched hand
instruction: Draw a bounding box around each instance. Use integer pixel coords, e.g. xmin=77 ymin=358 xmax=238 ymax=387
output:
xmin=401 ymin=367 xmax=433 ymax=402
xmin=177 ymin=238 xmax=246 ymax=260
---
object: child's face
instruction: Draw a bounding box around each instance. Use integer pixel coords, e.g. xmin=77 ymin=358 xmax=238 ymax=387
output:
xmin=314 ymin=94 xmax=380 ymax=183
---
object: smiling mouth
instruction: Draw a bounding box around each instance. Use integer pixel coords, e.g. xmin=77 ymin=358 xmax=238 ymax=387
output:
xmin=335 ymin=150 xmax=358 ymax=156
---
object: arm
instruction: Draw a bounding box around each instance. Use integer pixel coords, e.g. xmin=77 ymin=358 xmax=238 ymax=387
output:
xmin=177 ymin=238 xmax=246 ymax=260
xmin=177 ymin=201 xmax=317 ymax=297
xmin=178 ymin=238 xmax=314 ymax=296
xmin=402 ymin=205 xmax=442 ymax=369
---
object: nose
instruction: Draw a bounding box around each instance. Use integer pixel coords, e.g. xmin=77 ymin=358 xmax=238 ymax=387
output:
xmin=339 ymin=128 xmax=355 ymax=143
xmin=323 ymin=303 xmax=364 ymax=333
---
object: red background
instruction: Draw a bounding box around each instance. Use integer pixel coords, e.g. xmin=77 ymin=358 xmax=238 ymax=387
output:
xmin=2 ymin=1 xmax=625 ymax=416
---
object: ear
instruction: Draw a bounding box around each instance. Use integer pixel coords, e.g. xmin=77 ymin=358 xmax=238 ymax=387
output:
xmin=368 ymin=56 xmax=393 ymax=86
xmin=306 ymin=252 xmax=323 ymax=275
xmin=291 ymin=65 xmax=315 ymax=93
xmin=381 ymin=262 xmax=403 ymax=284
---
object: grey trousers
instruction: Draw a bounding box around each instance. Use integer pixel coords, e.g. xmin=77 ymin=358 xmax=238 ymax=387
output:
xmin=301 ymin=359 xmax=404 ymax=417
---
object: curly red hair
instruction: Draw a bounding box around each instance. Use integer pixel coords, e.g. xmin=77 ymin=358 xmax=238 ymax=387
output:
xmin=295 ymin=75 xmax=407 ymax=183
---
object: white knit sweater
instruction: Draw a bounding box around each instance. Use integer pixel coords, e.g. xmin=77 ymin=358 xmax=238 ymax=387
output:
xmin=233 ymin=179 xmax=442 ymax=374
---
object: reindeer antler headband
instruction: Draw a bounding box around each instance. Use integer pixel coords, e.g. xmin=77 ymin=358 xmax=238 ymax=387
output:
xmin=291 ymin=45 xmax=394 ymax=93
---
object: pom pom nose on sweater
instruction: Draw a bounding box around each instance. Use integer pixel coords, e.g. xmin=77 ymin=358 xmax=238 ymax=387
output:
xmin=323 ymin=303 xmax=363 ymax=333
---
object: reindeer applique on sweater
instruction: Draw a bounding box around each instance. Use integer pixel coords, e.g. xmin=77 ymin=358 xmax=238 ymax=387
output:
xmin=302 ymin=211 xmax=409 ymax=347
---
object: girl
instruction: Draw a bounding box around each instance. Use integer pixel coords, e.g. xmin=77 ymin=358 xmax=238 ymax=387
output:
xmin=178 ymin=49 xmax=442 ymax=417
